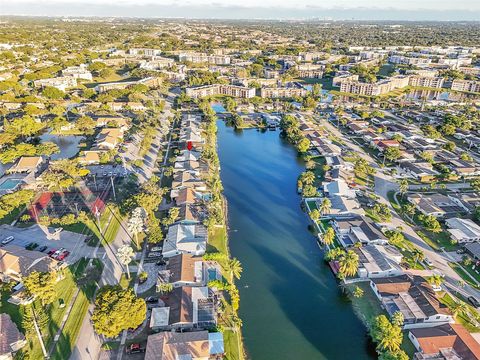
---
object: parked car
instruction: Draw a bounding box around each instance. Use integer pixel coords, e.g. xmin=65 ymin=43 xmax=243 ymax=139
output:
xmin=468 ymin=296 xmax=480 ymax=308
xmin=38 ymin=245 xmax=48 ymax=252
xmin=25 ymin=242 xmax=39 ymax=250
xmin=52 ymin=248 xmax=65 ymax=257
xmin=150 ymin=246 xmax=162 ymax=252
xmin=145 ymin=296 xmax=158 ymax=303
xmin=1 ymin=236 xmax=14 ymax=245
xmin=424 ymin=258 xmax=433 ymax=266
xmin=431 ymin=284 xmax=442 ymax=292
xmin=155 ymin=260 xmax=167 ymax=266
xmin=456 ymin=249 xmax=465 ymax=254
xmin=48 ymin=249 xmax=57 ymax=256
xmin=56 ymin=251 xmax=70 ymax=261
xmin=126 ymin=344 xmax=145 ymax=354
xmin=147 ymin=252 xmax=162 ymax=258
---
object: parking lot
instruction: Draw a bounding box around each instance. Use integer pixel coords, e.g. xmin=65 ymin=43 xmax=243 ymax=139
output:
xmin=0 ymin=224 xmax=93 ymax=264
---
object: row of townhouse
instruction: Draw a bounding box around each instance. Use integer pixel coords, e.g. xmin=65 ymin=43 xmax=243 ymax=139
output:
xmin=144 ymin=113 xmax=225 ymax=359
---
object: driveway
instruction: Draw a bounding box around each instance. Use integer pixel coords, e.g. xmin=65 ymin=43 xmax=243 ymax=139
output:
xmin=0 ymin=224 xmax=91 ymax=264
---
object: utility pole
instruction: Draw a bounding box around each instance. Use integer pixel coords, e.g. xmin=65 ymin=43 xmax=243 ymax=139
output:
xmin=31 ymin=306 xmax=49 ymax=359
xmin=110 ymin=176 xmax=116 ymax=201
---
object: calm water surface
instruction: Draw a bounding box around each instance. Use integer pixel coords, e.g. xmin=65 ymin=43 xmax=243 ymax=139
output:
xmin=217 ymin=121 xmax=376 ymax=360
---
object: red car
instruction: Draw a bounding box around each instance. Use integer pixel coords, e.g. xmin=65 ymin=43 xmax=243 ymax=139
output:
xmin=56 ymin=251 xmax=70 ymax=261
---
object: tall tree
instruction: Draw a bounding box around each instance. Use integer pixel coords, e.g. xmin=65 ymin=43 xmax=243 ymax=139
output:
xmin=117 ymin=245 xmax=135 ymax=279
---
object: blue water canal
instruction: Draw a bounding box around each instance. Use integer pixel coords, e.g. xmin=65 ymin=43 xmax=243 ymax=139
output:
xmin=216 ymin=121 xmax=377 ymax=359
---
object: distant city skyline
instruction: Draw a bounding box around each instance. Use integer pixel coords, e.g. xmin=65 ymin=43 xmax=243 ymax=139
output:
xmin=1 ymin=0 xmax=480 ymax=20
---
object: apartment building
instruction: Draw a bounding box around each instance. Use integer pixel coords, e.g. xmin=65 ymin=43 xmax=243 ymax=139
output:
xmin=296 ymin=64 xmax=324 ymax=79
xmin=185 ymin=84 xmax=255 ymax=99
xmin=33 ymin=76 xmax=77 ymax=91
xmin=408 ymin=76 xmax=445 ymax=88
xmin=340 ymin=75 xmax=410 ymax=96
xmin=333 ymin=73 xmax=359 ymax=87
xmin=178 ymin=53 xmax=231 ymax=65
xmin=94 ymin=76 xmax=161 ymax=93
xmin=389 ymin=55 xmax=431 ymax=66
xmin=61 ymin=64 xmax=93 ymax=81
xmin=260 ymin=87 xmax=307 ymax=99
xmin=451 ymin=79 xmax=480 ymax=93
xmin=128 ymin=48 xmax=162 ymax=57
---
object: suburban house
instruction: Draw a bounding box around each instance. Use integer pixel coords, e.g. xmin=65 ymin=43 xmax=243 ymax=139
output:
xmin=353 ymin=245 xmax=403 ymax=279
xmin=407 ymin=193 xmax=465 ymax=218
xmin=162 ymin=224 xmax=207 ymax=258
xmin=150 ymin=286 xmax=216 ymax=331
xmin=0 ymin=314 xmax=27 ymax=359
xmin=408 ymin=323 xmax=480 ymax=360
xmin=464 ymin=242 xmax=480 ymax=261
xmin=7 ymin=156 xmax=45 ymax=174
xmin=397 ymin=162 xmax=439 ymax=182
xmin=331 ymin=216 xmax=388 ymax=247
xmin=144 ymin=331 xmax=224 ymax=360
xmin=171 ymin=172 xmax=207 ymax=192
xmin=78 ymin=151 xmax=101 ymax=165
xmin=177 ymin=203 xmax=208 ymax=224
xmin=95 ymin=128 xmax=124 ymax=150
xmin=448 ymin=192 xmax=480 ymax=213
xmin=0 ymin=245 xmax=61 ymax=282
xmin=172 ymin=188 xmax=206 ymax=206
xmin=323 ymin=179 xmax=356 ymax=199
xmin=176 ymin=149 xmax=201 ymax=162
xmin=447 ymin=159 xmax=480 ymax=178
xmin=445 ymin=218 xmax=480 ymax=243
xmin=370 ymin=275 xmax=453 ymax=329
xmin=157 ymin=254 xmax=211 ymax=289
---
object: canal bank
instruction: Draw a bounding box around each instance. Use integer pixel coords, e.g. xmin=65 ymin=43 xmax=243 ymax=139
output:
xmin=216 ymin=121 xmax=377 ymax=360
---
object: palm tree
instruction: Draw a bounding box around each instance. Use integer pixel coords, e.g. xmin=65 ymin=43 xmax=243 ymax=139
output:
xmin=322 ymin=227 xmax=335 ymax=247
xmin=377 ymin=324 xmax=403 ymax=352
xmin=117 ymin=245 xmax=135 ymax=279
xmin=428 ymin=274 xmax=444 ymax=287
xmin=450 ymin=301 xmax=468 ymax=319
xmin=300 ymin=171 xmax=315 ymax=186
xmin=226 ymin=258 xmax=243 ymax=281
xmin=411 ymin=249 xmax=425 ymax=266
xmin=319 ymin=198 xmax=331 ymax=215
xmin=127 ymin=208 xmax=145 ymax=248
xmin=398 ymin=179 xmax=408 ymax=199
xmin=339 ymin=250 xmax=359 ymax=278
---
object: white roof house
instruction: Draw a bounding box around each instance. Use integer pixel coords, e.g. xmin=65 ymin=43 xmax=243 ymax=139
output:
xmin=323 ymin=179 xmax=356 ymax=199
xmin=162 ymin=224 xmax=207 ymax=258
xmin=445 ymin=218 xmax=480 ymax=243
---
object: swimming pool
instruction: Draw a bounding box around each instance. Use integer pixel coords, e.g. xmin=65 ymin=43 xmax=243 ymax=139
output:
xmin=0 ymin=179 xmax=23 ymax=191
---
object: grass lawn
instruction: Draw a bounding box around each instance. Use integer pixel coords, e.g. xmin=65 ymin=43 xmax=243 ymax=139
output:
xmin=223 ymin=330 xmax=243 ymax=360
xmin=102 ymin=206 xmax=123 ymax=244
xmin=449 ymin=262 xmax=480 ymax=290
xmin=440 ymin=293 xmax=480 ymax=332
xmin=346 ymin=282 xmax=386 ymax=328
xmin=207 ymin=225 xmax=229 ymax=255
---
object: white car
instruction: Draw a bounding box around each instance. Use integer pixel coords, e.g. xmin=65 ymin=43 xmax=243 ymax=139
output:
xmin=425 ymin=258 xmax=433 ymax=267
xmin=431 ymin=284 xmax=442 ymax=292
xmin=1 ymin=236 xmax=14 ymax=245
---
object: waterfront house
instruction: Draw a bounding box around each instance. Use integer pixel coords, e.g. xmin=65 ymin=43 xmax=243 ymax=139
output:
xmin=176 ymin=149 xmax=201 ymax=162
xmin=370 ymin=275 xmax=453 ymax=329
xmin=172 ymin=188 xmax=205 ymax=206
xmin=150 ymin=286 xmax=216 ymax=331
xmin=144 ymin=331 xmax=224 ymax=360
xmin=353 ymin=245 xmax=403 ymax=279
xmin=408 ymin=323 xmax=480 ymax=360
xmin=95 ymin=128 xmax=124 ymax=150
xmin=171 ymin=172 xmax=207 ymax=192
xmin=162 ymin=224 xmax=207 ymax=258
xmin=0 ymin=313 xmax=27 ymax=359
xmin=331 ymin=216 xmax=388 ymax=247
xmin=445 ymin=218 xmax=480 ymax=243
xmin=407 ymin=193 xmax=465 ymax=218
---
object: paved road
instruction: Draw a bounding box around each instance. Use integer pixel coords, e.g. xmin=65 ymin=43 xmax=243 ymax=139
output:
xmin=71 ymin=91 xmax=176 ymax=360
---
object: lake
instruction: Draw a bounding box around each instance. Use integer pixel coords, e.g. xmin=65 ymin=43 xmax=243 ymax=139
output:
xmin=39 ymin=131 xmax=84 ymax=160
xmin=216 ymin=121 xmax=376 ymax=360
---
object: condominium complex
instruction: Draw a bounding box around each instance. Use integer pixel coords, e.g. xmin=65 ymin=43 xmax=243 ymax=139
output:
xmin=296 ymin=64 xmax=324 ymax=79
xmin=260 ymin=87 xmax=307 ymax=98
xmin=61 ymin=64 xmax=93 ymax=81
xmin=451 ymin=79 xmax=480 ymax=93
xmin=33 ymin=76 xmax=77 ymax=91
xmin=340 ymin=75 xmax=410 ymax=96
xmin=178 ymin=53 xmax=231 ymax=65
xmin=388 ymin=55 xmax=432 ymax=66
xmin=408 ymin=76 xmax=445 ymax=89
xmin=185 ymin=84 xmax=256 ymax=98
xmin=94 ymin=76 xmax=161 ymax=93
xmin=333 ymin=73 xmax=359 ymax=87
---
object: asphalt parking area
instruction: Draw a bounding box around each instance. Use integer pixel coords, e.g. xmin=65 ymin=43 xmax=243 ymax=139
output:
xmin=0 ymin=224 xmax=92 ymax=264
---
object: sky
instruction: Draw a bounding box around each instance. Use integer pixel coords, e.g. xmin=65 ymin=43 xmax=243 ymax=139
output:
xmin=1 ymin=0 xmax=480 ymax=20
